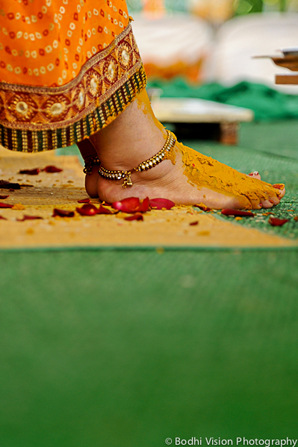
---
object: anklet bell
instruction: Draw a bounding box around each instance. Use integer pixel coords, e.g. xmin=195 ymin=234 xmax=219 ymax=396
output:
xmin=98 ymin=130 xmax=176 ymax=188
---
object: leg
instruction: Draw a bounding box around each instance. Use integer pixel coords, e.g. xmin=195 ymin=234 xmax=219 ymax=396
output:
xmin=88 ymin=89 xmax=285 ymax=209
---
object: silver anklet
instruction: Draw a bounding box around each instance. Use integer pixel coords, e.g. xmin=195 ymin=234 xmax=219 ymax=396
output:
xmin=98 ymin=130 xmax=176 ymax=188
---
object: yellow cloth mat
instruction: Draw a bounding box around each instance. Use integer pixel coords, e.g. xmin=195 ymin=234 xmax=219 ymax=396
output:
xmin=0 ymin=148 xmax=295 ymax=249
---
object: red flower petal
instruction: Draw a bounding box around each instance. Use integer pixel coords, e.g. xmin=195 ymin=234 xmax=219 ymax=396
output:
xmin=76 ymin=204 xmax=99 ymax=216
xmin=137 ymin=197 xmax=150 ymax=212
xmin=42 ymin=165 xmax=63 ymax=173
xmin=0 ymin=215 xmax=7 ymax=220
xmin=97 ymin=205 xmax=113 ymax=215
xmin=124 ymin=213 xmax=144 ymax=221
xmin=19 ymin=168 xmax=40 ymax=175
xmin=0 ymin=195 xmax=9 ymax=199
xmin=189 ymin=221 xmax=199 ymax=226
xmin=52 ymin=208 xmax=75 ymax=217
xmin=112 ymin=197 xmax=141 ymax=213
xmin=268 ymin=217 xmax=289 ymax=227
xmin=77 ymin=198 xmax=91 ymax=204
xmin=17 ymin=215 xmax=43 ymax=222
xmin=149 ymin=198 xmax=175 ymax=210
xmin=221 ymin=209 xmax=255 ymax=217
xmin=0 ymin=180 xmax=21 ymax=190
xmin=0 ymin=202 xmax=14 ymax=208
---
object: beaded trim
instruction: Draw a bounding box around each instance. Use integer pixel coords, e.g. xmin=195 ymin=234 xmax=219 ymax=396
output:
xmin=98 ymin=130 xmax=176 ymax=188
xmin=83 ymin=156 xmax=101 ymax=175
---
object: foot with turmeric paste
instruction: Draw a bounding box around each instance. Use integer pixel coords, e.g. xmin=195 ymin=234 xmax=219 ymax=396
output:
xmin=84 ymin=90 xmax=285 ymax=209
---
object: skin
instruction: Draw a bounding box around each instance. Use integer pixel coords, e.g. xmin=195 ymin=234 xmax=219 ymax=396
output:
xmin=77 ymin=89 xmax=285 ymax=209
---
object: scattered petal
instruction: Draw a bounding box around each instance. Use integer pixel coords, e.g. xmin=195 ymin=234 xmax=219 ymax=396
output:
xmin=194 ymin=203 xmax=212 ymax=212
xmin=0 ymin=215 xmax=7 ymax=220
xmin=221 ymin=209 xmax=255 ymax=217
xmin=112 ymin=197 xmax=141 ymax=213
xmin=77 ymin=198 xmax=91 ymax=204
xmin=97 ymin=205 xmax=114 ymax=215
xmin=294 ymin=216 xmax=298 ymax=222
xmin=19 ymin=168 xmax=40 ymax=175
xmin=76 ymin=204 xmax=99 ymax=216
xmin=189 ymin=221 xmax=199 ymax=226
xmin=0 ymin=180 xmax=20 ymax=190
xmin=124 ymin=213 xmax=144 ymax=221
xmin=268 ymin=216 xmax=289 ymax=227
xmin=263 ymin=212 xmax=274 ymax=216
xmin=53 ymin=208 xmax=75 ymax=217
xmin=137 ymin=197 xmax=150 ymax=213
xmin=0 ymin=202 xmax=13 ymax=208
xmin=0 ymin=195 xmax=9 ymax=199
xmin=42 ymin=165 xmax=63 ymax=173
xmin=149 ymin=198 xmax=175 ymax=210
xmin=17 ymin=215 xmax=43 ymax=222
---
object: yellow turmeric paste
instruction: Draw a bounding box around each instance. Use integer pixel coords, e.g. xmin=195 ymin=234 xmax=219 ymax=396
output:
xmin=165 ymin=140 xmax=283 ymax=210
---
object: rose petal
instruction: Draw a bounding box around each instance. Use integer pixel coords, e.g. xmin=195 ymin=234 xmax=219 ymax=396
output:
xmin=97 ymin=205 xmax=113 ymax=215
xmin=0 ymin=215 xmax=7 ymax=220
xmin=76 ymin=204 xmax=99 ymax=216
xmin=137 ymin=197 xmax=150 ymax=212
xmin=77 ymin=198 xmax=91 ymax=204
xmin=189 ymin=221 xmax=199 ymax=226
xmin=19 ymin=168 xmax=40 ymax=175
xmin=0 ymin=180 xmax=20 ymax=190
xmin=268 ymin=217 xmax=289 ymax=227
xmin=0 ymin=195 xmax=9 ymax=199
xmin=112 ymin=197 xmax=141 ymax=213
xmin=194 ymin=203 xmax=212 ymax=212
xmin=52 ymin=208 xmax=75 ymax=217
xmin=0 ymin=202 xmax=14 ymax=208
xmin=42 ymin=165 xmax=63 ymax=173
xmin=17 ymin=215 xmax=43 ymax=222
xmin=221 ymin=209 xmax=255 ymax=217
xmin=149 ymin=198 xmax=175 ymax=210
xmin=124 ymin=213 xmax=144 ymax=221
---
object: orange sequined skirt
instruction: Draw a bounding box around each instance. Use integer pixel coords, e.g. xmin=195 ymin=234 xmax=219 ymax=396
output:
xmin=0 ymin=0 xmax=146 ymax=152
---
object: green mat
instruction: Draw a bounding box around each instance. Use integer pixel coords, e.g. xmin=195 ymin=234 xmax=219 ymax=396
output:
xmin=1 ymin=249 xmax=298 ymax=447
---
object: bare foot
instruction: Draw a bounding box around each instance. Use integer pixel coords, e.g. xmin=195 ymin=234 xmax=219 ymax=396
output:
xmin=82 ymin=90 xmax=285 ymax=209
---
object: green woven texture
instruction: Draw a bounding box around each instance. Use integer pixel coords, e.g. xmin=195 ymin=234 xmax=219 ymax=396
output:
xmin=2 ymin=120 xmax=298 ymax=446
xmin=1 ymin=249 xmax=298 ymax=447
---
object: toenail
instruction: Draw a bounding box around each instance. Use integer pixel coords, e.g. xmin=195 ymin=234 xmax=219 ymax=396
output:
xmin=273 ymin=183 xmax=284 ymax=190
xmin=249 ymin=171 xmax=259 ymax=176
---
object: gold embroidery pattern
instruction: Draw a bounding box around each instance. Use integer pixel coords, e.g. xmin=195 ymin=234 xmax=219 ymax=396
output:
xmin=0 ymin=24 xmax=147 ymax=152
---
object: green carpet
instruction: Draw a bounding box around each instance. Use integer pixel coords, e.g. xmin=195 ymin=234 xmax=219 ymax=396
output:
xmin=2 ymin=120 xmax=298 ymax=446
xmin=1 ymin=249 xmax=298 ymax=447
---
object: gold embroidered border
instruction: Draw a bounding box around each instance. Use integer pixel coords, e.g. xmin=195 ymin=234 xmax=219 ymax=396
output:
xmin=0 ymin=23 xmax=147 ymax=152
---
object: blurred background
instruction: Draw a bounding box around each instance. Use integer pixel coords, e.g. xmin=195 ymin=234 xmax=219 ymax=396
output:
xmin=126 ymin=0 xmax=298 ymax=116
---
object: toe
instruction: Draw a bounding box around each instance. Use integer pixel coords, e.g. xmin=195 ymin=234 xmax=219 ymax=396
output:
xmin=261 ymin=199 xmax=275 ymax=209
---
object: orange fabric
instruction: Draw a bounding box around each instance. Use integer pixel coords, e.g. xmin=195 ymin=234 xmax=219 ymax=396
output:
xmin=0 ymin=0 xmax=130 ymax=87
